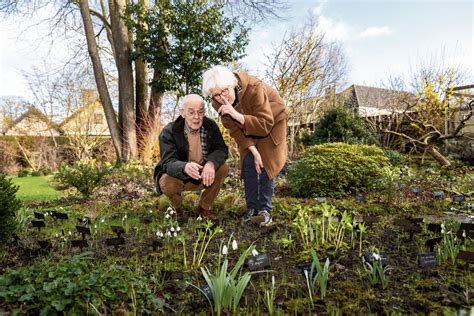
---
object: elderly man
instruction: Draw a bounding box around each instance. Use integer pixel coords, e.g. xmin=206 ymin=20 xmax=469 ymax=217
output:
xmin=153 ymin=94 xmax=229 ymax=220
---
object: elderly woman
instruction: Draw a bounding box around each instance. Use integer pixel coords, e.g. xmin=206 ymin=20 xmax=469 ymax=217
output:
xmin=202 ymin=65 xmax=287 ymax=226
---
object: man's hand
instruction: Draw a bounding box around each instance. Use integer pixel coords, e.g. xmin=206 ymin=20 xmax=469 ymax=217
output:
xmin=217 ymin=99 xmax=244 ymax=125
xmin=201 ymin=161 xmax=216 ymax=187
xmin=184 ymin=162 xmax=203 ymax=180
xmin=248 ymin=145 xmax=263 ymax=174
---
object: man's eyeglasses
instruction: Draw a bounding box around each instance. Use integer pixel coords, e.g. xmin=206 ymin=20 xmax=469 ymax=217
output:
xmin=186 ymin=110 xmax=205 ymax=118
xmin=211 ymin=87 xmax=230 ymax=100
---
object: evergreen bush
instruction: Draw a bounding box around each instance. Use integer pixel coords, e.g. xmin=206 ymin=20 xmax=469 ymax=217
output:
xmin=288 ymin=143 xmax=389 ymax=197
xmin=0 ymin=173 xmax=21 ymax=242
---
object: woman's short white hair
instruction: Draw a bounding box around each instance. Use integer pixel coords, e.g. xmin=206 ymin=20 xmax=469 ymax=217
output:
xmin=202 ymin=65 xmax=238 ymax=97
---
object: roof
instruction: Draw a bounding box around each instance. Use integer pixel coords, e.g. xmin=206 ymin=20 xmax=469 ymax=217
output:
xmin=1 ymin=106 xmax=60 ymax=135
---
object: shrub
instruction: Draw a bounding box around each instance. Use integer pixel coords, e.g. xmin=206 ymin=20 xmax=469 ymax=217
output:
xmin=30 ymin=170 xmax=43 ymax=177
xmin=287 ymin=143 xmax=389 ymax=197
xmin=0 ymin=253 xmax=165 ymax=314
xmin=54 ymin=159 xmax=112 ymax=199
xmin=0 ymin=173 xmax=21 ymax=243
xmin=383 ymin=149 xmax=405 ymax=166
xmin=17 ymin=169 xmax=29 ymax=177
xmin=302 ymin=106 xmax=377 ymax=146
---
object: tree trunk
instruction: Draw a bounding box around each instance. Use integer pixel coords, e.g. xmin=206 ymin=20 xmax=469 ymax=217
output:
xmin=78 ymin=0 xmax=123 ymax=162
xmin=110 ymin=0 xmax=137 ymax=161
xmin=135 ymin=0 xmax=149 ymax=154
xmin=426 ymin=145 xmax=451 ymax=166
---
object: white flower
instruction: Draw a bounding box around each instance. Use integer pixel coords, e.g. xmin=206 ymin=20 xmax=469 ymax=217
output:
xmin=165 ymin=214 xmax=171 ymax=219
xmin=176 ymin=226 xmax=181 ymax=232
xmin=166 ymin=231 xmax=171 ymax=237
xmin=272 ymin=275 xmax=275 ymax=288
xmin=101 ymin=219 xmax=105 ymax=223
xmin=173 ymin=232 xmax=178 ymax=237
xmin=68 ymin=230 xmax=72 ymax=236
xmin=462 ymin=230 xmax=466 ymax=238
xmin=156 ymin=231 xmax=161 ymax=237
xmin=441 ymin=228 xmax=446 ymax=234
xmin=222 ymin=245 xmax=228 ymax=255
xmin=170 ymin=227 xmax=175 ymax=232
xmin=94 ymin=225 xmax=97 ymax=229
xmin=149 ymin=209 xmax=153 ymax=214
xmin=252 ymin=249 xmax=259 ymax=257
xmin=197 ymin=215 xmax=202 ymax=221
xmin=166 ymin=207 xmax=173 ymax=213
xmin=232 ymin=239 xmax=238 ymax=251
xmin=55 ymin=233 xmax=59 ymax=238
xmin=373 ymin=253 xmax=381 ymax=261
xmin=169 ymin=209 xmax=175 ymax=215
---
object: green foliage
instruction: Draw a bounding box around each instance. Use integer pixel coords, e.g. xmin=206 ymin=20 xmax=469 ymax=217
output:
xmin=0 ymin=174 xmax=21 ymax=243
xmin=363 ymin=253 xmax=392 ymax=289
xmin=383 ymin=149 xmax=405 ymax=166
xmin=31 ymin=170 xmax=43 ymax=177
xmin=17 ymin=169 xmax=29 ymax=177
xmin=54 ymin=159 xmax=112 ymax=199
xmin=288 ymin=143 xmax=389 ymax=197
xmin=302 ymin=106 xmax=377 ymax=146
xmin=304 ymin=250 xmax=330 ymax=303
xmin=0 ymin=253 xmax=165 ymax=314
xmin=191 ymin=245 xmax=255 ymax=316
xmin=126 ymin=1 xmax=249 ymax=96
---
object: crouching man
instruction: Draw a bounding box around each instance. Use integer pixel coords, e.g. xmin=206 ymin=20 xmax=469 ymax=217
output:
xmin=153 ymin=94 xmax=229 ymax=220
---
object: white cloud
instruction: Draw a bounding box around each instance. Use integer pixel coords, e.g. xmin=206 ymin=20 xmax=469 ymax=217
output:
xmin=311 ymin=0 xmax=328 ymax=16
xmin=316 ymin=16 xmax=352 ymax=41
xmin=359 ymin=26 xmax=392 ymax=38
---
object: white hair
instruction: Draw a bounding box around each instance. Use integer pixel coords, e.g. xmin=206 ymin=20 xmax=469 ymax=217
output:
xmin=202 ymin=65 xmax=238 ymax=97
xmin=180 ymin=94 xmax=205 ymax=110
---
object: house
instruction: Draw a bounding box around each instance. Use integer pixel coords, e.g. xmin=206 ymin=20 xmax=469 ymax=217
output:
xmin=450 ymin=84 xmax=474 ymax=136
xmin=1 ymin=106 xmax=60 ymax=137
xmin=60 ymin=90 xmax=110 ymax=137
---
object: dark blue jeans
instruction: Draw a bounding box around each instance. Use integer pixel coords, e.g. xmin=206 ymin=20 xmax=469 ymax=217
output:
xmin=243 ymin=152 xmax=275 ymax=213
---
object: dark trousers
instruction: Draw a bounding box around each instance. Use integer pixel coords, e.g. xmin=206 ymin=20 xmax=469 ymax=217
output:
xmin=243 ymin=152 xmax=275 ymax=213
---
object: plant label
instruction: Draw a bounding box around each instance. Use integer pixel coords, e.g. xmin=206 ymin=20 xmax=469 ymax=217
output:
xmin=246 ymin=253 xmax=271 ymax=271
xmin=34 ymin=212 xmax=45 ymax=220
xmin=51 ymin=211 xmax=69 ymax=220
xmin=452 ymin=195 xmax=465 ymax=203
xmin=71 ymin=239 xmax=89 ymax=249
xmin=418 ymin=252 xmax=437 ymax=267
xmin=105 ymin=237 xmax=125 ymax=247
xmin=75 ymin=226 xmax=91 ymax=236
xmin=425 ymin=237 xmax=442 ymax=252
xmin=410 ymin=187 xmax=422 ymax=194
xmin=31 ymin=220 xmax=45 ymax=231
xmin=433 ymin=191 xmax=445 ymax=199
xmin=356 ymin=194 xmax=365 ymax=202
xmin=427 ymin=223 xmax=441 ymax=233
xmin=37 ymin=240 xmax=51 ymax=250
xmin=111 ymin=226 xmax=125 ymax=237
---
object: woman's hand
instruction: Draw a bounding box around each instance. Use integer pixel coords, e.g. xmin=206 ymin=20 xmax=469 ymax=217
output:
xmin=248 ymin=145 xmax=263 ymax=174
xmin=218 ymin=99 xmax=244 ymax=125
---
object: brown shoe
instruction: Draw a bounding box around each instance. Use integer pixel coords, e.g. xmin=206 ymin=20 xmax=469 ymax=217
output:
xmin=196 ymin=206 xmax=217 ymax=221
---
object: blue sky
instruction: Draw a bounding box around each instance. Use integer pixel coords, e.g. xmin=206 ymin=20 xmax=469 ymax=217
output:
xmin=0 ymin=0 xmax=472 ymax=99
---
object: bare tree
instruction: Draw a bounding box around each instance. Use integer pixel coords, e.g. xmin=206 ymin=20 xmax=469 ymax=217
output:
xmin=380 ymin=58 xmax=473 ymax=166
xmin=265 ymin=17 xmax=347 ymax=158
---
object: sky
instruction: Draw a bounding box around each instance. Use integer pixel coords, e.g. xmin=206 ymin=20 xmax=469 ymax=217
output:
xmin=0 ymin=0 xmax=473 ymax=101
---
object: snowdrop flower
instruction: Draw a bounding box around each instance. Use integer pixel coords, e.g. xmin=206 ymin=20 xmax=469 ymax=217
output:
xmin=222 ymin=245 xmax=228 ymax=255
xmin=101 ymin=219 xmax=105 ymax=223
xmin=373 ymin=253 xmax=381 ymax=261
xmin=55 ymin=233 xmax=59 ymax=238
xmin=169 ymin=209 xmax=175 ymax=215
xmin=165 ymin=214 xmax=171 ymax=219
xmin=176 ymin=226 xmax=181 ymax=232
xmin=462 ymin=230 xmax=466 ymax=238
xmin=232 ymin=239 xmax=238 ymax=251
xmin=173 ymin=232 xmax=178 ymax=237
xmin=197 ymin=215 xmax=202 ymax=221
xmin=166 ymin=207 xmax=173 ymax=213
xmin=166 ymin=231 xmax=171 ymax=237
xmin=68 ymin=230 xmax=72 ymax=236
xmin=272 ymin=275 xmax=275 ymax=288
xmin=149 ymin=209 xmax=153 ymax=214
xmin=252 ymin=249 xmax=259 ymax=257
xmin=94 ymin=224 xmax=97 ymax=229
xmin=170 ymin=227 xmax=175 ymax=232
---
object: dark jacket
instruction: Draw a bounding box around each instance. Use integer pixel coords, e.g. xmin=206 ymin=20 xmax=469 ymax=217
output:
xmin=153 ymin=116 xmax=228 ymax=192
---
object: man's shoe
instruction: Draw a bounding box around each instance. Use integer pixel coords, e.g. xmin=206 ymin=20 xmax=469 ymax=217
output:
xmin=241 ymin=208 xmax=257 ymax=222
xmin=197 ymin=206 xmax=217 ymax=221
xmin=251 ymin=210 xmax=272 ymax=227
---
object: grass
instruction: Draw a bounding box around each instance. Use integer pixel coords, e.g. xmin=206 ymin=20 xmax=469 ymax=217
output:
xmin=10 ymin=175 xmax=60 ymax=201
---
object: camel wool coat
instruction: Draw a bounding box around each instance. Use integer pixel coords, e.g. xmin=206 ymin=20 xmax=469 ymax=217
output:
xmin=212 ymin=72 xmax=287 ymax=179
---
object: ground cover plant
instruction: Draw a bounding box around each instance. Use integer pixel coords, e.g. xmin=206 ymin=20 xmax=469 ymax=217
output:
xmin=0 ymin=159 xmax=473 ymax=314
